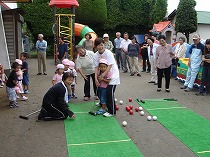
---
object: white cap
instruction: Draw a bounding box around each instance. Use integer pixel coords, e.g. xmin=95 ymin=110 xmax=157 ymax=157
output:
xmin=15 ymin=59 xmax=22 ymax=65
xmin=56 ymin=64 xmax=64 ymax=69
xmin=103 ymin=33 xmax=109 ymax=38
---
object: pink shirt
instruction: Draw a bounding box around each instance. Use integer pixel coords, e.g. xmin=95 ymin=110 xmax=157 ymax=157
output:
xmin=155 ymin=44 xmax=175 ymax=69
xmin=52 ymin=73 xmax=63 ymax=84
xmin=98 ymin=71 xmax=111 ymax=88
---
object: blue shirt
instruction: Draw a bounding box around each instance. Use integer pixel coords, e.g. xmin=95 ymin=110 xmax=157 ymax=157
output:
xmin=36 ymin=40 xmax=47 ymax=52
xmin=114 ymin=37 xmax=123 ymax=49
xmin=58 ymin=43 xmax=68 ymax=59
xmin=189 ymin=42 xmax=204 ymax=54
xmin=21 ymin=61 xmax=28 ymax=75
xmin=128 ymin=43 xmax=140 ymax=57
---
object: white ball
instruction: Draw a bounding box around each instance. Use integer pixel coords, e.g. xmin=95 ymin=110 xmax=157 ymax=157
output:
xmin=115 ymin=98 xmax=117 ymax=102
xmin=152 ymin=116 xmax=157 ymax=121
xmin=140 ymin=111 xmax=144 ymax=116
xmin=147 ymin=116 xmax=152 ymax=121
xmin=139 ymin=107 xmax=143 ymax=111
xmin=119 ymin=100 xmax=123 ymax=105
xmin=122 ymin=121 xmax=127 ymax=126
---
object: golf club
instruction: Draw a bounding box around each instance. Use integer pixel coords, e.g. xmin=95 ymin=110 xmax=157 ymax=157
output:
xmin=136 ymin=98 xmax=177 ymax=103
xmin=19 ymin=109 xmax=41 ymax=120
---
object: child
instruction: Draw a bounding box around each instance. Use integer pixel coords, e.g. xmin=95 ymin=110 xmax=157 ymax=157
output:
xmin=14 ymin=59 xmax=28 ymax=101
xmin=52 ymin=64 xmax=64 ymax=85
xmin=69 ymin=61 xmax=77 ymax=99
xmin=6 ymin=62 xmax=19 ymax=108
xmin=96 ymin=59 xmax=111 ymax=115
xmin=62 ymin=59 xmax=71 ymax=101
xmin=20 ymin=53 xmax=30 ymax=94
xmin=0 ymin=63 xmax=6 ymax=88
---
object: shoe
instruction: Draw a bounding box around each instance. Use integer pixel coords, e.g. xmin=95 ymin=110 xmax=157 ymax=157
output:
xmin=137 ymin=73 xmax=141 ymax=77
xmin=141 ymin=70 xmax=146 ymax=72
xmin=10 ymin=102 xmax=19 ymax=108
xmin=180 ymin=86 xmax=187 ymax=89
xmin=148 ymin=81 xmax=155 ymax=83
xmin=83 ymin=97 xmax=89 ymax=101
xmin=95 ymin=102 xmax=101 ymax=107
xmin=43 ymin=73 xmax=47 ymax=75
xmin=123 ymin=70 xmax=128 ymax=73
xmin=130 ymin=73 xmax=134 ymax=76
xmin=16 ymin=96 xmax=20 ymax=99
xmin=195 ymin=92 xmax=204 ymax=96
xmin=103 ymin=112 xmax=113 ymax=117
xmin=37 ymin=73 xmax=42 ymax=75
xmin=154 ymin=83 xmax=158 ymax=85
xmin=146 ymin=71 xmax=150 ymax=73
xmin=24 ymin=90 xmax=30 ymax=94
xmin=157 ymin=88 xmax=161 ymax=92
xmin=175 ymin=78 xmax=178 ymax=80
xmin=184 ymin=87 xmax=192 ymax=92
xmin=21 ymin=96 xmax=28 ymax=101
xmin=165 ymin=89 xmax=170 ymax=93
xmin=96 ymin=109 xmax=106 ymax=115
xmin=94 ymin=96 xmax=99 ymax=100
xmin=71 ymin=94 xmax=77 ymax=99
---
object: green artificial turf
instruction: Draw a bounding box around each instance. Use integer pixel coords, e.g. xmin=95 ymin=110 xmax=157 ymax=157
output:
xmin=64 ymin=102 xmax=143 ymax=157
xmin=136 ymin=98 xmax=210 ymax=157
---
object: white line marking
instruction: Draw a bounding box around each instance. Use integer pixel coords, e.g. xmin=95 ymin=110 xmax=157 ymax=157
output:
xmin=68 ymin=139 xmax=131 ymax=146
xmin=197 ymin=150 xmax=210 ymax=154
xmin=147 ymin=107 xmax=186 ymax=111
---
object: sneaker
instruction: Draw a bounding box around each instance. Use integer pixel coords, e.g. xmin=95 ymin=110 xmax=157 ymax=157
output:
xmin=137 ymin=73 xmax=141 ymax=77
xmin=184 ymin=87 xmax=192 ymax=92
xmin=71 ymin=94 xmax=77 ymax=99
xmin=21 ymin=96 xmax=28 ymax=101
xmin=95 ymin=102 xmax=101 ymax=107
xmin=94 ymin=96 xmax=99 ymax=100
xmin=180 ymin=86 xmax=187 ymax=89
xmin=24 ymin=90 xmax=30 ymax=94
xmin=165 ymin=89 xmax=170 ymax=93
xmin=103 ymin=112 xmax=113 ymax=117
xmin=10 ymin=102 xmax=19 ymax=108
xmin=16 ymin=96 xmax=20 ymax=99
xmin=96 ymin=109 xmax=106 ymax=115
xmin=157 ymin=88 xmax=161 ymax=92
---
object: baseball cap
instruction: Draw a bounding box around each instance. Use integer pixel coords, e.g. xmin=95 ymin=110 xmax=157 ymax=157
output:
xmin=56 ymin=64 xmax=64 ymax=69
xmin=62 ymin=59 xmax=70 ymax=66
xmin=15 ymin=59 xmax=22 ymax=65
xmin=192 ymin=34 xmax=200 ymax=40
xmin=103 ymin=33 xmax=109 ymax=38
xmin=99 ymin=59 xmax=108 ymax=65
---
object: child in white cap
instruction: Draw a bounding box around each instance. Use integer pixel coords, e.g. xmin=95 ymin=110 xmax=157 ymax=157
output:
xmin=52 ymin=64 xmax=64 ymax=85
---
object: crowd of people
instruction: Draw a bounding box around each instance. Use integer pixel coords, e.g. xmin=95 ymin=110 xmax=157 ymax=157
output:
xmin=1 ymin=31 xmax=210 ymax=121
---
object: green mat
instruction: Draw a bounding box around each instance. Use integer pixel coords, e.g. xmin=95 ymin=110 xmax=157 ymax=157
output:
xmin=136 ymin=98 xmax=210 ymax=157
xmin=64 ymin=102 xmax=143 ymax=157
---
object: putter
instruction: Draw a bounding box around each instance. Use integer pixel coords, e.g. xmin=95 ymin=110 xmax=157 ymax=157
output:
xmin=19 ymin=109 xmax=41 ymax=120
xmin=136 ymin=98 xmax=177 ymax=103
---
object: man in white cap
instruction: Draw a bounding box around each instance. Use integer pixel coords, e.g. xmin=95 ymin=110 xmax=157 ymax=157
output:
xmin=103 ymin=33 xmax=114 ymax=52
xmin=180 ymin=34 xmax=204 ymax=91
xmin=36 ymin=34 xmax=47 ymax=75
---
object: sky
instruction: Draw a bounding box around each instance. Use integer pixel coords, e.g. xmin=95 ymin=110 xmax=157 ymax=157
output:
xmin=5 ymin=0 xmax=210 ymax=13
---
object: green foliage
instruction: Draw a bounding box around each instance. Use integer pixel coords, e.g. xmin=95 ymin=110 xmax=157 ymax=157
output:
xmin=175 ymin=0 xmax=197 ymax=43
xmin=76 ymin=0 xmax=107 ymax=24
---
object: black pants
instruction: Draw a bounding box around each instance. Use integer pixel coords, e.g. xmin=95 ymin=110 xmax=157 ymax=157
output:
xmin=106 ymin=85 xmax=116 ymax=115
xmin=157 ymin=66 xmax=171 ymax=89
xmin=84 ymin=73 xmax=97 ymax=97
xmin=142 ymin=56 xmax=150 ymax=71
xmin=115 ymin=48 xmax=123 ymax=69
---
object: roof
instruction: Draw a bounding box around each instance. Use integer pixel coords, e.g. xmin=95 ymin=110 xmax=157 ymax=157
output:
xmin=49 ymin=0 xmax=79 ymax=8
xmin=0 ymin=1 xmax=10 ymax=10
xmin=2 ymin=8 xmax=25 ymax=15
xmin=197 ymin=11 xmax=210 ymax=24
xmin=153 ymin=21 xmax=171 ymax=32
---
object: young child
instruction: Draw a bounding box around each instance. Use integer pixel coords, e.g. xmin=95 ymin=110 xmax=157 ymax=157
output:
xmin=20 ymin=53 xmax=30 ymax=94
xmin=6 ymin=62 xmax=19 ymax=108
xmin=69 ymin=61 xmax=77 ymax=99
xmin=62 ymin=59 xmax=71 ymax=73
xmin=52 ymin=64 xmax=64 ymax=85
xmin=96 ymin=59 xmax=111 ymax=115
xmin=0 ymin=63 xmax=6 ymax=88
xmin=14 ymin=59 xmax=28 ymax=101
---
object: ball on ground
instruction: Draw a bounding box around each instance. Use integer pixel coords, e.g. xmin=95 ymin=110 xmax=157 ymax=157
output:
xmin=139 ymin=107 xmax=143 ymax=111
xmin=129 ymin=110 xmax=134 ymax=115
xmin=116 ymin=105 xmax=119 ymax=110
xmin=128 ymin=98 xmax=132 ymax=102
xmin=129 ymin=105 xmax=133 ymax=109
xmin=147 ymin=116 xmax=152 ymax=121
xmin=122 ymin=121 xmax=127 ymax=126
xmin=119 ymin=100 xmax=123 ymax=105
xmin=140 ymin=111 xmax=144 ymax=116
xmin=152 ymin=116 xmax=157 ymax=121
xmin=125 ymin=106 xmax=131 ymax=112
xmin=135 ymin=107 xmax=139 ymax=112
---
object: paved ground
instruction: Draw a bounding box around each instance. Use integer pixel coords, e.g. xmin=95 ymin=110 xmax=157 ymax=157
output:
xmin=0 ymin=58 xmax=209 ymax=157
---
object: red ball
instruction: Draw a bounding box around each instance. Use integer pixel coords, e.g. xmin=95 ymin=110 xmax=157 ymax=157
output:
xmin=128 ymin=98 xmax=132 ymax=102
xmin=116 ymin=105 xmax=119 ymax=110
xmin=129 ymin=105 xmax=133 ymax=109
xmin=125 ymin=106 xmax=131 ymax=112
xmin=135 ymin=107 xmax=139 ymax=112
xmin=129 ymin=110 xmax=134 ymax=115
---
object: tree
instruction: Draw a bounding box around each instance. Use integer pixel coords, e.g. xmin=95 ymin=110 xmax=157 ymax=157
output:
xmin=175 ymin=0 xmax=197 ymax=43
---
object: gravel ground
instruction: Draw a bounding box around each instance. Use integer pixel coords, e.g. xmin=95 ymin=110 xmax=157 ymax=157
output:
xmin=0 ymin=58 xmax=209 ymax=157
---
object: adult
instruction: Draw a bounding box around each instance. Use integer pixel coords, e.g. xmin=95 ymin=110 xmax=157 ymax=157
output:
xmin=156 ymin=35 xmax=175 ymax=92
xmin=93 ymin=38 xmax=120 ymax=117
xmin=36 ymin=34 xmax=47 ymax=75
xmin=180 ymin=34 xmax=204 ymax=92
xmin=82 ymin=33 xmax=94 ymax=51
xmin=75 ymin=45 xmax=98 ymax=101
xmin=127 ymin=36 xmax=141 ymax=76
xmin=103 ymin=33 xmax=114 ymax=52
xmin=114 ymin=32 xmax=123 ymax=69
xmin=151 ymin=33 xmax=159 ymax=44
xmin=38 ymin=72 xmax=75 ymax=121
xmin=196 ymin=39 xmax=210 ymax=95
xmin=172 ymin=37 xmax=187 ymax=79
xmin=120 ymin=32 xmax=131 ymax=73
xmin=147 ymin=37 xmax=159 ymax=85
xmin=141 ymin=34 xmax=150 ymax=73
xmin=57 ymin=36 xmax=68 ymax=64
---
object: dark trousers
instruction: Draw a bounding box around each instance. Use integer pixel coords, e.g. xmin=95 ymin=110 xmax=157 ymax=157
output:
xmin=115 ymin=48 xmax=123 ymax=69
xmin=84 ymin=73 xmax=97 ymax=97
xmin=106 ymin=85 xmax=116 ymax=115
xmin=199 ymin=66 xmax=210 ymax=93
xmin=142 ymin=56 xmax=150 ymax=71
xmin=157 ymin=66 xmax=171 ymax=89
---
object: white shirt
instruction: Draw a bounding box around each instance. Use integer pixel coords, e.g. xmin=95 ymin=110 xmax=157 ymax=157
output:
xmin=147 ymin=43 xmax=159 ymax=62
xmin=93 ymin=49 xmax=120 ymax=85
xmin=120 ymin=39 xmax=131 ymax=51
xmin=175 ymin=43 xmax=187 ymax=58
